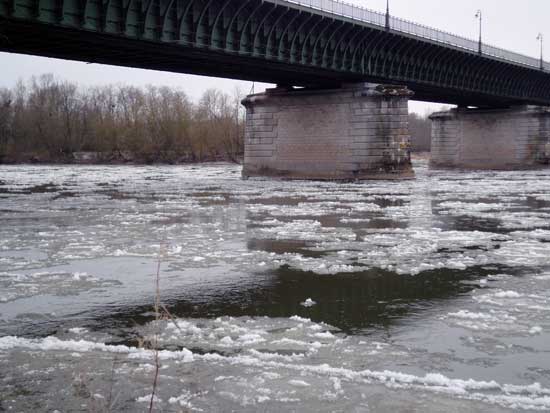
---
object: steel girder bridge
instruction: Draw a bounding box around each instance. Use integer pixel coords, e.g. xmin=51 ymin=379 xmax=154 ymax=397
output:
xmin=1 ymin=0 xmax=549 ymax=107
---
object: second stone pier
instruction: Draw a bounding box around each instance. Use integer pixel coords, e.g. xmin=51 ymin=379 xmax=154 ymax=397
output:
xmin=241 ymin=83 xmax=414 ymax=180
xmin=431 ymin=106 xmax=550 ymax=169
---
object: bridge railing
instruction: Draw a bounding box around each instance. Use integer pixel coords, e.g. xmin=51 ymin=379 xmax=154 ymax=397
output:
xmin=269 ymin=0 xmax=548 ymax=71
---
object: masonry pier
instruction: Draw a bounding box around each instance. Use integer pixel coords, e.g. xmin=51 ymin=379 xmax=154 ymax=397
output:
xmin=431 ymin=106 xmax=550 ymax=170
xmin=242 ymin=84 xmax=414 ymax=180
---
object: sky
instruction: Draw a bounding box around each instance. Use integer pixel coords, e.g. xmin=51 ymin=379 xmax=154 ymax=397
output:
xmin=0 ymin=0 xmax=547 ymax=115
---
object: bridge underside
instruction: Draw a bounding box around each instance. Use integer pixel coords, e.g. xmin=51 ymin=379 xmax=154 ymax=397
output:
xmin=2 ymin=0 xmax=550 ymax=107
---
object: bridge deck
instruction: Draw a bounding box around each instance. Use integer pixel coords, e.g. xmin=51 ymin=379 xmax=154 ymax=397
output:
xmin=1 ymin=0 xmax=549 ymax=106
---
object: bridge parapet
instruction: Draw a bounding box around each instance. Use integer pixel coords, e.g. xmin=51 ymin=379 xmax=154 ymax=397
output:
xmin=273 ymin=0 xmax=550 ymax=71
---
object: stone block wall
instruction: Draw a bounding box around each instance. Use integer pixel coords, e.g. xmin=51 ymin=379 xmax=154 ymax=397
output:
xmin=241 ymin=84 xmax=414 ymax=180
xmin=431 ymin=106 xmax=550 ymax=169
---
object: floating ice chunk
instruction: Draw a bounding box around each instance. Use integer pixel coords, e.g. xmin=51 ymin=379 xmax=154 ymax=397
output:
xmin=237 ymin=333 xmax=265 ymax=345
xmin=314 ymin=331 xmax=335 ymax=339
xmin=168 ymin=390 xmax=196 ymax=409
xmin=214 ymin=375 xmax=236 ymax=382
xmin=68 ymin=327 xmax=88 ymax=335
xmin=289 ymin=380 xmax=310 ymax=387
xmin=331 ymin=377 xmax=343 ymax=394
xmin=447 ymin=311 xmax=494 ymax=320
xmin=193 ymin=256 xmax=205 ymax=262
xmin=220 ymin=336 xmax=234 ymax=345
xmin=0 ymin=336 xmax=194 ymax=362
xmin=301 ymin=298 xmax=317 ymax=308
xmin=170 ymin=245 xmax=183 ymax=254
xmin=72 ymin=272 xmax=87 ymax=280
xmin=289 ymin=315 xmax=311 ymax=323
xmin=262 ymin=372 xmax=282 ymax=380
xmin=529 ymin=326 xmax=543 ymax=335
xmin=494 ymin=291 xmax=522 ymax=299
xmin=136 ymin=395 xmax=161 ymax=403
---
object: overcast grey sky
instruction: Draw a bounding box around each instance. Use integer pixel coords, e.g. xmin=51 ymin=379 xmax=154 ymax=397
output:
xmin=0 ymin=0 xmax=547 ymax=114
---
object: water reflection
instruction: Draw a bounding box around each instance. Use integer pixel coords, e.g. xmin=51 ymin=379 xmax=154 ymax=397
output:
xmin=58 ymin=264 xmax=527 ymax=344
xmin=165 ymin=265 xmax=526 ymax=334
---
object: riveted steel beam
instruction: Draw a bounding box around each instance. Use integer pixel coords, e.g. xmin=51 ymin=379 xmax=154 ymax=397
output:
xmin=209 ymin=0 xmax=233 ymax=48
xmin=195 ymin=0 xmax=215 ymax=46
xmin=251 ymin=3 xmax=277 ymax=56
xmin=338 ymin=25 xmax=364 ymax=70
xmin=470 ymin=58 xmax=493 ymax=93
xmin=238 ymin=1 xmax=265 ymax=54
xmin=177 ymin=0 xmax=195 ymax=41
xmin=329 ymin=24 xmax=358 ymax=69
xmin=100 ymin=0 xmax=112 ymax=31
xmin=224 ymin=0 xmax=249 ymax=50
xmin=369 ymin=32 xmax=396 ymax=76
xmin=388 ymin=35 xmax=413 ymax=78
xmin=264 ymin=6 xmax=291 ymax=58
xmin=380 ymin=35 xmax=405 ymax=78
xmin=352 ymin=30 xmax=379 ymax=73
xmin=289 ymin=12 xmax=314 ymax=64
xmin=356 ymin=30 xmax=384 ymax=74
xmin=311 ymin=19 xmax=340 ymax=66
xmin=299 ymin=15 xmax=324 ymax=65
xmin=160 ymin=0 xmax=177 ymax=40
xmin=321 ymin=22 xmax=350 ymax=67
xmin=276 ymin=9 xmax=301 ymax=61
xmin=442 ymin=50 xmax=465 ymax=86
xmin=345 ymin=26 xmax=370 ymax=72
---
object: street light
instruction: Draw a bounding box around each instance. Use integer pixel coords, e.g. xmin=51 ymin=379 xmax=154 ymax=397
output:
xmin=385 ymin=0 xmax=390 ymax=31
xmin=537 ymin=33 xmax=544 ymax=70
xmin=475 ymin=10 xmax=482 ymax=55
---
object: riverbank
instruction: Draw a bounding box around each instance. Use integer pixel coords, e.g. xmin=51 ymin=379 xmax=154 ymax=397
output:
xmin=1 ymin=151 xmax=431 ymax=165
xmin=0 ymin=150 xmax=242 ymax=165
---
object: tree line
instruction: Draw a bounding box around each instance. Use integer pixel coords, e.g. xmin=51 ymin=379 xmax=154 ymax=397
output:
xmin=0 ymin=75 xmax=432 ymax=164
xmin=0 ymin=74 xmax=245 ymax=163
xmin=409 ymin=112 xmax=432 ymax=152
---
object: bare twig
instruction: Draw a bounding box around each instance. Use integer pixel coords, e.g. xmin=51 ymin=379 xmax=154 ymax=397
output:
xmin=148 ymin=244 xmax=164 ymax=413
xmin=161 ymin=303 xmax=183 ymax=333
xmin=106 ymin=355 xmax=119 ymax=412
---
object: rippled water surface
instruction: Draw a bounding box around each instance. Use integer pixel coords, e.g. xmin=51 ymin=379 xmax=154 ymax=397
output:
xmin=1 ymin=159 xmax=550 ymax=412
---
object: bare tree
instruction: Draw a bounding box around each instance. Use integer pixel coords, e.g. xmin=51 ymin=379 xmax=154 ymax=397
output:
xmin=0 ymin=75 xmax=245 ymax=164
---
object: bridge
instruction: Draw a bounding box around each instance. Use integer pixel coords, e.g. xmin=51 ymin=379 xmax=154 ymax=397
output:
xmin=1 ymin=0 xmax=549 ymax=106
xmin=1 ymin=0 xmax=549 ymax=177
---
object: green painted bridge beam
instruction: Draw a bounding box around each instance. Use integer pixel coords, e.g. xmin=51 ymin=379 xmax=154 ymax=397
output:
xmin=1 ymin=0 xmax=550 ymax=106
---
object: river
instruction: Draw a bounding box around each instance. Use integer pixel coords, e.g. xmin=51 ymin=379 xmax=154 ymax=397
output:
xmin=1 ymin=158 xmax=550 ymax=412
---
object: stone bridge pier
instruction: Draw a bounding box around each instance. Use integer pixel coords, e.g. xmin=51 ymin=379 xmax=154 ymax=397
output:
xmin=241 ymin=83 xmax=414 ymax=180
xmin=430 ymin=106 xmax=550 ymax=169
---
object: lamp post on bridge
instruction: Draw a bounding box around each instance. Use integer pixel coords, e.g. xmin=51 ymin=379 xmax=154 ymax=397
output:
xmin=385 ymin=0 xmax=390 ymax=31
xmin=537 ymin=33 xmax=544 ymax=70
xmin=475 ymin=10 xmax=482 ymax=55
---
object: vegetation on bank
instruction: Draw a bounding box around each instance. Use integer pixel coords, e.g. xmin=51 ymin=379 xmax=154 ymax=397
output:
xmin=0 ymin=75 xmax=432 ymax=164
xmin=409 ymin=112 xmax=432 ymax=152
xmin=0 ymin=74 xmax=245 ymax=163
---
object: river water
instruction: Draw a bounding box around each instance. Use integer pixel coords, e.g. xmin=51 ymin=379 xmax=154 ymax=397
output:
xmin=0 ymin=158 xmax=550 ymax=412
